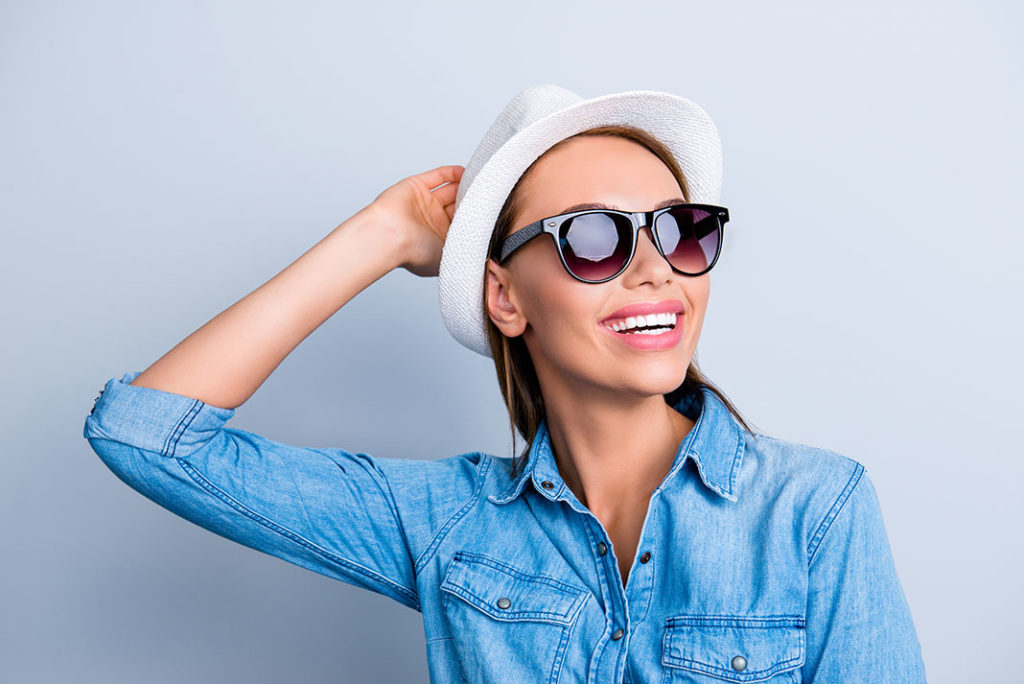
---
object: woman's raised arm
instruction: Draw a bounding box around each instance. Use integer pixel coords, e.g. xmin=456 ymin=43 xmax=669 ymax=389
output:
xmin=128 ymin=164 xmax=464 ymax=409
xmin=82 ymin=165 xmax=475 ymax=611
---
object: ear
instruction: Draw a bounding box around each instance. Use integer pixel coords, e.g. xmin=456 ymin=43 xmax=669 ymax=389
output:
xmin=485 ymin=258 xmax=528 ymax=338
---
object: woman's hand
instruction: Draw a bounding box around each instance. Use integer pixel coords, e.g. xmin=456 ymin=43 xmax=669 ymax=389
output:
xmin=368 ymin=164 xmax=465 ymax=278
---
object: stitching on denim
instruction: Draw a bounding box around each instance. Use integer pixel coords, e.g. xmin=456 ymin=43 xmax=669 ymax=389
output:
xmin=629 ymin=507 xmax=657 ymax=625
xmin=662 ymin=618 xmax=805 ymax=679
xmin=690 ymin=449 xmax=733 ymax=502
xmin=440 ymin=580 xmax=579 ymax=623
xmin=546 ymin=623 xmax=572 ymax=684
xmin=726 ymin=428 xmax=745 ymax=501
xmin=451 ymin=550 xmax=587 ymax=595
xmin=672 ymin=397 xmax=706 ymax=479
xmin=666 ymin=614 xmax=806 ymax=628
xmin=439 ymin=552 xmax=588 ymax=624
xmin=414 ymin=455 xmax=492 ymax=575
xmin=175 ymin=457 xmax=420 ymax=610
xmin=162 ymin=399 xmax=203 ymax=458
xmin=359 ymin=452 xmax=421 ymax=587
xmin=664 ymin=652 xmax=803 ymax=680
xmin=807 ymin=462 xmax=865 ymax=566
xmin=580 ymin=517 xmax=606 ymax=591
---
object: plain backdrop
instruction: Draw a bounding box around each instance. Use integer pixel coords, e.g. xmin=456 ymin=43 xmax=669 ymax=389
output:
xmin=1 ymin=1 xmax=1021 ymax=682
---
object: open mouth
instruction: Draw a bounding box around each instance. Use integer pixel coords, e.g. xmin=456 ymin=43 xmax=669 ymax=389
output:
xmin=602 ymin=312 xmax=678 ymax=335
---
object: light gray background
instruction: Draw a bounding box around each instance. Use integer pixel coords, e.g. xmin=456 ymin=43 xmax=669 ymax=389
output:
xmin=2 ymin=1 xmax=1020 ymax=682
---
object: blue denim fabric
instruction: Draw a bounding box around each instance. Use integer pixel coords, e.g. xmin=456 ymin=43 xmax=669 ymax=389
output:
xmin=83 ymin=371 xmax=927 ymax=683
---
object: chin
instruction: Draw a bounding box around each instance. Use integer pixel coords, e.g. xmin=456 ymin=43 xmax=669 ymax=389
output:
xmin=621 ymin=364 xmax=689 ymax=395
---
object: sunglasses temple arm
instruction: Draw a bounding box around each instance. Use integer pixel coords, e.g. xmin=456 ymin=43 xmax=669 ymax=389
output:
xmin=498 ymin=220 xmax=545 ymax=262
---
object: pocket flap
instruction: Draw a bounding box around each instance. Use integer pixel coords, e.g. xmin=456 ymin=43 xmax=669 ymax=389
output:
xmin=662 ymin=615 xmax=806 ymax=682
xmin=440 ymin=551 xmax=588 ymax=625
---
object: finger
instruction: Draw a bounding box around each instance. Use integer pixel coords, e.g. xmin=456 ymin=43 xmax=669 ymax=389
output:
xmin=418 ymin=165 xmax=464 ymax=190
xmin=430 ymin=179 xmax=459 ymax=206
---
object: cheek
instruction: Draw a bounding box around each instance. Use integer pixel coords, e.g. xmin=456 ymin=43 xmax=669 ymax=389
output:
xmin=521 ymin=279 xmax=605 ymax=354
xmin=683 ymin=280 xmax=711 ymax=333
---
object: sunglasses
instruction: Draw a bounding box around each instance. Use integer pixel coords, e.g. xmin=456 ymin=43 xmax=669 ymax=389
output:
xmin=496 ymin=203 xmax=729 ymax=283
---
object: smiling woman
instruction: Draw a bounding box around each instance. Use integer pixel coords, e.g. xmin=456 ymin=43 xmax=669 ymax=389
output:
xmin=84 ymin=84 xmax=927 ymax=683
xmin=482 ymin=124 xmax=749 ymax=483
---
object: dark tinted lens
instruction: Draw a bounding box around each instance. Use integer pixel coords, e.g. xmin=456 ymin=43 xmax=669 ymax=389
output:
xmin=655 ymin=207 xmax=721 ymax=274
xmin=559 ymin=212 xmax=632 ymax=281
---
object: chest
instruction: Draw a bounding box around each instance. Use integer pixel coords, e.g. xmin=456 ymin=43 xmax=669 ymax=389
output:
xmin=426 ymin=492 xmax=811 ymax=684
xmin=601 ymin=508 xmax=649 ymax=588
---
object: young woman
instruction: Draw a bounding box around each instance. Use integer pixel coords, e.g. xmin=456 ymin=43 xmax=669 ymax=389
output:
xmin=84 ymin=85 xmax=927 ymax=682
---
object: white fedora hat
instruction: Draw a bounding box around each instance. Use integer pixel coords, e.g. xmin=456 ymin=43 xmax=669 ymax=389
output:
xmin=438 ymin=83 xmax=723 ymax=358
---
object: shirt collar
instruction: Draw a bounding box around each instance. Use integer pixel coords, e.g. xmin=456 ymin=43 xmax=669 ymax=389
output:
xmin=487 ymin=385 xmax=747 ymax=506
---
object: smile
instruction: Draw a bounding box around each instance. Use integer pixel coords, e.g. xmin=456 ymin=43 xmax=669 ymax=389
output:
xmin=599 ymin=313 xmax=684 ymax=350
xmin=602 ymin=312 xmax=677 ymax=334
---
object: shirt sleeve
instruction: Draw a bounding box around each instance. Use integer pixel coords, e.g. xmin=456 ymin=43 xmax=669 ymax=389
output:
xmin=801 ymin=465 xmax=928 ymax=681
xmin=82 ymin=371 xmax=485 ymax=612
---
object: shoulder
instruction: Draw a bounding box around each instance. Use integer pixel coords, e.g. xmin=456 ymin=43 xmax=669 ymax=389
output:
xmin=740 ymin=431 xmax=870 ymax=561
xmin=371 ymin=449 xmax=492 ymax=502
xmin=744 ymin=431 xmax=865 ymax=492
xmin=364 ymin=450 xmax=495 ymax=568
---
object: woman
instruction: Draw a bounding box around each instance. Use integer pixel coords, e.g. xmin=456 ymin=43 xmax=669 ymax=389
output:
xmin=83 ymin=85 xmax=927 ymax=682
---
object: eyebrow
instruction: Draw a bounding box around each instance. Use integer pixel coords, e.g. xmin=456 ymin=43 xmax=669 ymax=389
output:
xmin=557 ymin=197 xmax=686 ymax=215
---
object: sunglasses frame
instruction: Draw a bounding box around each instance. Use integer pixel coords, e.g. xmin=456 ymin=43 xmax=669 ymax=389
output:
xmin=496 ymin=202 xmax=730 ymax=283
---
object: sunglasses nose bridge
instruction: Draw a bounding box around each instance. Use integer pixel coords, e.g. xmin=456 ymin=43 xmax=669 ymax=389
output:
xmin=631 ymin=211 xmax=658 ymax=246
xmin=630 ymin=211 xmax=649 ymax=227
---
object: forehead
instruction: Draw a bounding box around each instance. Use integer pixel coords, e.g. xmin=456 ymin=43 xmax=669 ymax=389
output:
xmin=558 ymin=197 xmax=685 ymax=215
xmin=518 ymin=136 xmax=683 ymax=217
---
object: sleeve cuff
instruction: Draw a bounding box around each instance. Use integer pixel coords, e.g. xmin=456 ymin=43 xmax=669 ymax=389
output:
xmin=83 ymin=371 xmax=236 ymax=457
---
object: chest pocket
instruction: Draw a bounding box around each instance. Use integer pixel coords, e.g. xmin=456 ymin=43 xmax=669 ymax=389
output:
xmin=661 ymin=615 xmax=805 ymax=683
xmin=439 ymin=550 xmax=589 ymax=682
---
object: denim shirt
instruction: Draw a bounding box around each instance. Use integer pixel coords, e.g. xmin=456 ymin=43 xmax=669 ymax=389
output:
xmin=83 ymin=371 xmax=927 ymax=683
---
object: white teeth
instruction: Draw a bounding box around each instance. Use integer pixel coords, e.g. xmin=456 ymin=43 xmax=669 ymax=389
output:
xmin=604 ymin=312 xmax=678 ymax=334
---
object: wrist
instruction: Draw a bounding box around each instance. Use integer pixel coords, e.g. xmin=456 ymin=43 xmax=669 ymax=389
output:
xmin=338 ymin=203 xmax=413 ymax=272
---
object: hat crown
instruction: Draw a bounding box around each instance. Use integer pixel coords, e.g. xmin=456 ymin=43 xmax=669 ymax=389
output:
xmin=455 ymin=85 xmax=584 ymax=206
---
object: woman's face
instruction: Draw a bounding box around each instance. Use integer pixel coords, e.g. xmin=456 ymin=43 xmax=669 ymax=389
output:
xmin=485 ymin=135 xmax=710 ymax=401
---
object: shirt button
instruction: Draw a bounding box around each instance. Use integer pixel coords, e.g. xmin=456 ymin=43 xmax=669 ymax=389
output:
xmin=640 ymin=551 xmax=651 ymax=563
xmin=611 ymin=628 xmax=624 ymax=641
xmin=496 ymin=597 xmax=511 ymax=609
xmin=597 ymin=542 xmax=607 ymax=556
xmin=731 ymin=655 xmax=747 ymax=671
xmin=541 ymin=480 xmax=554 ymax=489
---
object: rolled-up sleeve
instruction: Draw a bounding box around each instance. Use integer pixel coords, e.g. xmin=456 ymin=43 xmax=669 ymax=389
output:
xmin=83 ymin=371 xmax=483 ymax=612
xmin=802 ymin=466 xmax=927 ymax=681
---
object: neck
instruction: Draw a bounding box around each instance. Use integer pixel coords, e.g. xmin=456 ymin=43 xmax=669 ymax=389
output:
xmin=541 ymin=379 xmax=695 ymax=516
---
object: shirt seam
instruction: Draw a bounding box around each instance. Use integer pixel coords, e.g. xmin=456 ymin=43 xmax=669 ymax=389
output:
xmin=175 ymin=456 xmax=420 ymax=611
xmin=362 ymin=453 xmax=423 ymax=595
xmin=162 ymin=398 xmax=204 ymax=458
xmin=806 ymin=461 xmax=866 ymax=566
xmin=414 ymin=455 xmax=492 ymax=575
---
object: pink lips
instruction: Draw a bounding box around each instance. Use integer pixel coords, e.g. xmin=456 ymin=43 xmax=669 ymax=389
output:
xmin=599 ymin=314 xmax=684 ymax=350
xmin=600 ymin=299 xmax=685 ymax=325
xmin=599 ymin=298 xmax=686 ymax=351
